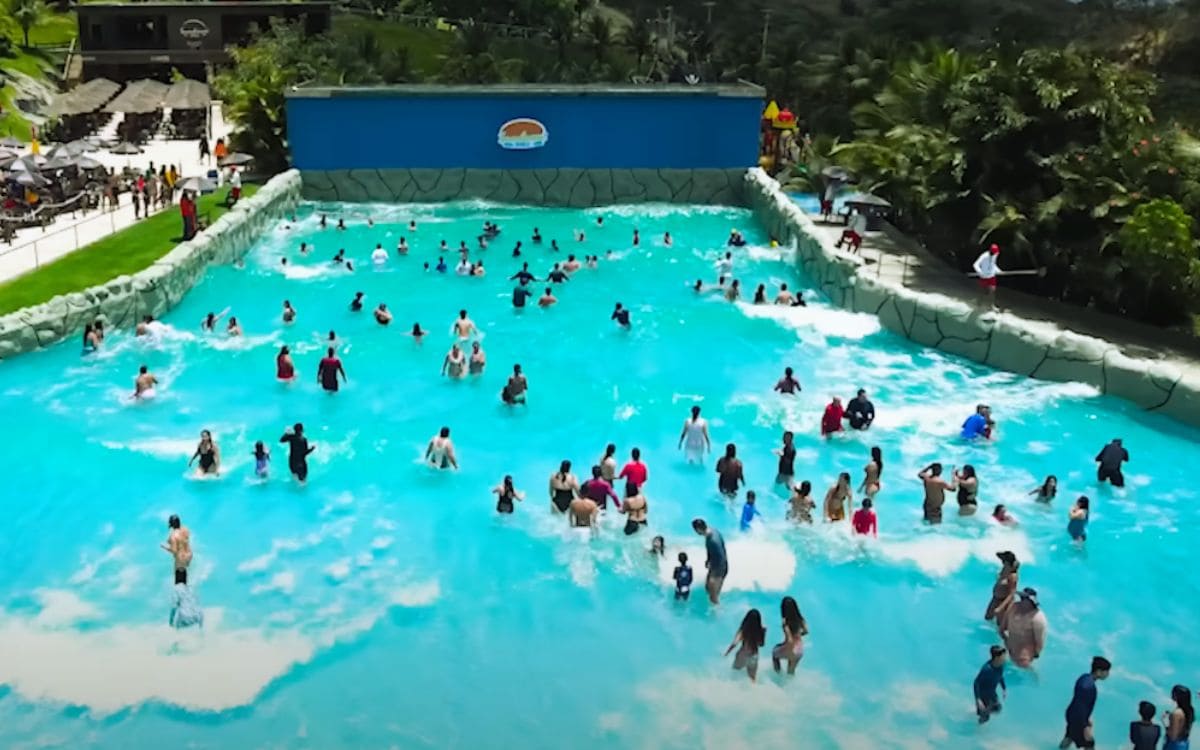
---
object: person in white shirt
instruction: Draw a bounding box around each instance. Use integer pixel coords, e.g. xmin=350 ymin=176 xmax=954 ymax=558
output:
xmin=973 ymin=244 xmax=1002 ymax=307
xmin=371 ymin=244 xmax=388 ymax=265
xmin=715 ymin=251 xmax=733 ymax=277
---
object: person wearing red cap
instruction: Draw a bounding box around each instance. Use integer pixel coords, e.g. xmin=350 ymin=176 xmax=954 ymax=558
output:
xmin=973 ymin=244 xmax=1003 ymax=307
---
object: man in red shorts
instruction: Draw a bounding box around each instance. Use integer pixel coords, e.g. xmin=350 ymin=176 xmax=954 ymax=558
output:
xmin=973 ymin=243 xmax=1002 ymax=307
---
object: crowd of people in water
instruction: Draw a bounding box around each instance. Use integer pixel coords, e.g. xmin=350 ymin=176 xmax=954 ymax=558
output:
xmin=88 ymin=212 xmax=1189 ymax=747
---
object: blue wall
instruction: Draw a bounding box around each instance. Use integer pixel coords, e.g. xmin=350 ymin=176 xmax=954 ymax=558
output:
xmin=286 ymin=89 xmax=762 ymax=170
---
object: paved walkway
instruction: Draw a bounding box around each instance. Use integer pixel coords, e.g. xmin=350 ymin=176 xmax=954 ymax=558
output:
xmin=809 ymin=216 xmax=1200 ymax=363
xmin=0 ymin=103 xmax=232 ymax=284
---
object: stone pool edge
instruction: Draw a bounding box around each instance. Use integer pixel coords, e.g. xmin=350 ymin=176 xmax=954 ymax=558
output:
xmin=744 ymin=167 xmax=1200 ymax=428
xmin=0 ymin=170 xmax=302 ymax=359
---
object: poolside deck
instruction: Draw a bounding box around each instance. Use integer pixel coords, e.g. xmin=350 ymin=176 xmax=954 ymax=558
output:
xmin=805 ymin=216 xmax=1200 ymax=367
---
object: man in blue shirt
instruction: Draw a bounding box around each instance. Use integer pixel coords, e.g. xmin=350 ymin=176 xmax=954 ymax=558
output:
xmin=974 ymin=645 xmax=1008 ymax=723
xmin=961 ymin=404 xmax=993 ymax=440
xmin=512 ymin=280 xmax=533 ymax=308
xmin=1060 ymin=656 xmax=1112 ymax=749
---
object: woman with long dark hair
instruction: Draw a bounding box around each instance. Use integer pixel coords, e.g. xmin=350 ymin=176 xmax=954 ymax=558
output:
xmin=861 ymin=446 xmax=883 ymax=499
xmin=771 ymin=596 xmax=809 ymax=675
xmin=1165 ymin=685 xmax=1194 ymax=750
xmin=725 ymin=608 xmax=767 ymax=682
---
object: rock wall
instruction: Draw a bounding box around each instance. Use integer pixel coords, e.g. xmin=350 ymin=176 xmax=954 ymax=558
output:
xmin=0 ymin=170 xmax=302 ymax=359
xmin=300 ymin=168 xmax=746 ymax=207
xmin=744 ymin=168 xmax=1200 ymax=428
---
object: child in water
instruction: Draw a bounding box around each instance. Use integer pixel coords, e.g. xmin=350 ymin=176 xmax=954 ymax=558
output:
xmin=673 ymin=552 xmax=693 ymax=600
xmin=253 ymin=441 xmax=270 ymax=478
xmin=740 ymin=491 xmax=761 ymax=530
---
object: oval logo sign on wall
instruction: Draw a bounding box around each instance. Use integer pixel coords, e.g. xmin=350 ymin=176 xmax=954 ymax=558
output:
xmin=497 ymin=118 xmax=548 ymax=150
xmin=180 ymin=19 xmax=210 ymax=49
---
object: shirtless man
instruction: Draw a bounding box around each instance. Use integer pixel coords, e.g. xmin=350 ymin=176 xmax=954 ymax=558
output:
xmin=568 ymin=495 xmax=599 ymax=528
xmin=538 ymin=287 xmax=557 ymax=307
xmin=468 ymin=341 xmax=486 ymax=376
xmin=452 ymin=309 xmax=478 ymax=340
xmin=724 ymin=279 xmax=741 ymax=302
xmin=775 ymin=284 xmax=795 ymax=305
xmin=425 ymin=427 xmax=458 ymax=470
xmin=1002 ymin=588 xmax=1048 ymax=667
xmin=919 ymin=463 xmax=958 ymax=524
xmin=136 ymin=315 xmax=154 ymax=336
xmin=501 ymin=364 xmax=527 ymax=404
xmin=374 ymin=303 xmax=393 ymax=326
xmin=161 ymin=514 xmax=192 ymax=584
xmin=442 ymin=343 xmax=467 ymax=379
xmin=774 ymin=367 xmax=801 ymax=394
xmin=133 ymin=365 xmax=158 ymax=399
xmin=564 ymin=254 xmax=582 ymax=273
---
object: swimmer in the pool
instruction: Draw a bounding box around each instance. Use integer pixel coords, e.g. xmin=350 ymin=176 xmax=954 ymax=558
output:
xmin=336 ymin=218 xmax=346 ymax=230
xmin=407 ymin=323 xmax=427 ymax=344
xmin=663 ymin=231 xmax=672 ymax=246
xmin=472 ymin=261 xmax=486 ymax=277
xmin=317 ymin=347 xmax=347 ymax=392
xmin=425 ymin=426 xmax=458 ymax=470
xmin=397 ymin=237 xmax=408 ymax=254
xmin=716 ymin=251 xmax=734 ymax=277
xmin=374 ymin=303 xmax=393 ymax=326
xmin=350 ymin=291 xmax=365 ymax=312
xmin=280 ymin=423 xmax=316 ymax=483
xmin=1030 ymin=475 xmax=1058 ymax=503
xmin=282 ymin=300 xmax=296 ymax=324
xmin=580 ymin=465 xmax=621 ymax=510
xmin=753 ymin=284 xmax=767 ymax=303
xmin=650 ymin=535 xmax=666 ymax=556
xmin=547 ymin=263 xmax=570 ymax=283
xmin=299 ymin=241 xmax=310 ymax=256
xmin=201 ymin=308 xmax=227 ymax=332
xmin=455 ymin=256 xmax=472 ymax=275
xmin=775 ymin=284 xmax=795 ymax=305
xmin=632 ymin=229 xmax=640 ymax=246
xmin=442 ymin=343 xmax=466 ymax=379
xmin=620 ymin=483 xmax=648 ymax=535
xmin=332 ymin=248 xmax=345 ymax=264
xmin=551 ymin=239 xmax=560 ymax=252
xmin=319 ymin=215 xmax=327 ymax=229
xmin=538 ymin=287 xmax=557 ymax=307
xmin=133 ymin=365 xmax=158 ymax=399
xmin=724 ymin=279 xmax=741 ymax=301
xmin=569 ymin=495 xmax=599 ymax=528
xmin=611 ymin=303 xmax=631 ymax=329
xmin=161 ymin=514 xmax=192 ymax=584
xmin=136 ymin=315 xmax=154 ymax=336
xmin=512 ymin=241 xmax=522 ymax=258
xmin=564 ymin=254 xmax=581 ymax=273
xmin=492 ymin=475 xmax=524 ymax=513
xmin=861 ymin=446 xmax=883 ymax=499
xmin=549 ymin=460 xmax=580 ymax=513
xmin=774 ymin=430 xmax=796 ymax=487
xmin=575 ymin=229 xmax=586 ymax=242
xmin=716 ymin=443 xmax=745 ymax=497
xmin=532 ymin=227 xmax=543 ymax=243
xmin=189 ymin=430 xmax=220 ymax=476
xmin=824 ymin=472 xmax=853 ymax=522
xmin=436 ymin=257 xmax=447 ymax=273
xmin=501 ymin=364 xmax=528 ymax=404
xmin=452 ymin=309 xmax=479 ymax=340
xmin=409 ymin=219 xmax=417 ymax=232
xmin=774 ymin=367 xmax=801 ymax=394
xmin=371 ymin=244 xmax=387 ymax=264
xmin=253 ymin=441 xmax=270 ymax=478
xmin=585 ymin=255 xmax=598 ymax=269
xmin=276 ymin=345 xmax=295 ymax=382
xmin=468 ymin=341 xmax=486 ymax=375
xmin=599 ymin=444 xmax=618 ymax=483
xmin=440 ymin=240 xmax=449 ymax=252
xmin=679 ymin=405 xmax=711 ymax=464
xmin=511 ymin=263 xmax=537 ymax=285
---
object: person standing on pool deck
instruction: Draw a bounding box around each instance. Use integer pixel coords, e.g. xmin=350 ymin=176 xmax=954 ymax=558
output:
xmin=679 ymin=406 xmax=711 ymax=464
xmin=821 ymin=397 xmax=845 ymax=437
xmin=716 ymin=443 xmax=745 ymax=498
xmin=161 ymin=514 xmax=192 ymax=584
xmin=692 ymin=518 xmax=728 ymax=605
xmin=1061 ymin=656 xmax=1112 ymax=749
xmin=618 ymin=447 xmax=648 ymax=493
xmin=973 ymin=243 xmax=1002 ymax=307
xmin=919 ymin=462 xmax=957 ymax=524
xmin=317 ymin=347 xmax=346 ymax=392
xmin=280 ymin=423 xmax=316 ymax=483
xmin=452 ymin=310 xmax=479 ymax=340
xmin=1003 ymin=588 xmax=1048 ymax=667
xmin=774 ymin=367 xmax=801 ymax=394
xmin=425 ymin=427 xmax=458 ymax=470
xmin=549 ymin=460 xmax=580 ymax=513
xmin=725 ymin=608 xmax=767 ymax=682
xmin=846 ymin=389 xmax=875 ymax=430
xmin=774 ymin=431 xmax=796 ymax=487
xmin=612 ymin=303 xmax=631 ymax=329
xmin=974 ymin=645 xmax=1008 ymax=724
xmin=1165 ymin=685 xmax=1194 ymax=750
xmin=1068 ymin=496 xmax=1090 ymax=543
xmin=1096 ymin=438 xmax=1129 ymax=487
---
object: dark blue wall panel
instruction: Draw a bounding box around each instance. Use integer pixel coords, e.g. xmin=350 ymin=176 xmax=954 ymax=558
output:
xmin=286 ymin=89 xmax=762 ymax=170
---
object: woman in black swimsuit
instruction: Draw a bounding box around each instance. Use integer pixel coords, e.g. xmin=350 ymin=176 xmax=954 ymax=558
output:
xmin=189 ymin=430 xmax=220 ymax=475
xmin=492 ymin=475 xmax=524 ymax=514
xmin=549 ymin=460 xmax=578 ymax=513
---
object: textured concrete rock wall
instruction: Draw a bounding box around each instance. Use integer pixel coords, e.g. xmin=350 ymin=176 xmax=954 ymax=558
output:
xmin=300 ymin=168 xmax=747 ymax=207
xmin=744 ymin=168 xmax=1200 ymax=428
xmin=0 ymin=170 xmax=302 ymax=359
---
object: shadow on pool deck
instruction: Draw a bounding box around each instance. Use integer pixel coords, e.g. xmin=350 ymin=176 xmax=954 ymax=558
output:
xmin=804 ymin=215 xmax=1200 ymax=365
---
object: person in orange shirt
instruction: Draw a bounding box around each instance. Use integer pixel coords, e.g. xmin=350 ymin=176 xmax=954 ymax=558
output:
xmin=213 ymin=138 xmax=228 ymax=162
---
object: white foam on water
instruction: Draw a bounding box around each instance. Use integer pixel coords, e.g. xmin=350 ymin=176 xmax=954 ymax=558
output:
xmin=208 ymin=333 xmax=280 ymax=352
xmin=100 ymin=436 xmax=196 ymax=461
xmin=614 ymin=404 xmax=637 ymax=421
xmin=657 ymin=537 xmax=796 ymax=592
xmin=877 ymin=526 xmax=1035 ymax=577
xmin=736 ymin=299 xmax=882 ymax=341
xmin=32 ymin=590 xmax=100 ymax=628
xmin=68 ymin=545 xmax=126 ymax=585
xmin=251 ymin=571 xmax=296 ymax=596
xmin=389 ymin=580 xmax=440 ymax=607
xmin=324 ymin=559 xmax=352 ymax=582
xmin=369 ymin=536 xmax=393 ymax=551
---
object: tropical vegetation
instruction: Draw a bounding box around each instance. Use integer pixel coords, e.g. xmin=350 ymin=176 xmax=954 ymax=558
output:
xmin=214 ymin=0 xmax=1200 ymax=326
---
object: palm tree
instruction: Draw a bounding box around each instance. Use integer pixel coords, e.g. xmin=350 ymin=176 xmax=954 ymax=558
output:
xmin=586 ymin=14 xmax=611 ymax=65
xmin=10 ymin=0 xmax=47 ymax=47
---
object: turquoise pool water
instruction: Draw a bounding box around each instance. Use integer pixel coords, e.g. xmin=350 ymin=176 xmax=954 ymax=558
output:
xmin=0 ymin=199 xmax=1197 ymax=749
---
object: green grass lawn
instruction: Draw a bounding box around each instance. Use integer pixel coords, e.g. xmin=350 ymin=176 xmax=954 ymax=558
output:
xmin=0 ymin=185 xmax=259 ymax=315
